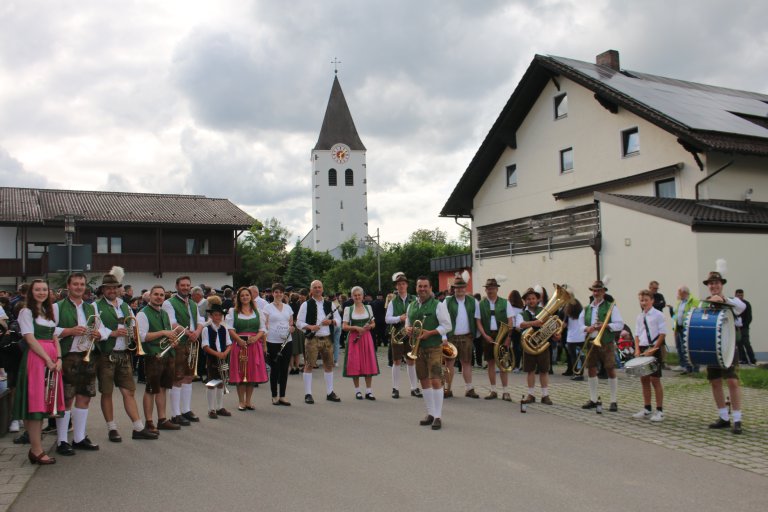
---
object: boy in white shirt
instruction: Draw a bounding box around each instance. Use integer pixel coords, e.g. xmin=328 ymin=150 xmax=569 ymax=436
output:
xmin=632 ymin=289 xmax=667 ymax=422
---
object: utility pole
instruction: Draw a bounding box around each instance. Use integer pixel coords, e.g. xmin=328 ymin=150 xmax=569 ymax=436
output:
xmin=365 ymin=228 xmax=381 ymax=292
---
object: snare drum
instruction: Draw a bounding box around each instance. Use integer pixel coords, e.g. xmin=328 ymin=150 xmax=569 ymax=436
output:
xmin=624 ymin=356 xmax=659 ymax=377
xmin=683 ymin=307 xmax=735 ymax=368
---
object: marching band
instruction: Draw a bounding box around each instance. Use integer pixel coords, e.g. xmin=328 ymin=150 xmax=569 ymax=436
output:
xmin=8 ymin=262 xmax=751 ymax=464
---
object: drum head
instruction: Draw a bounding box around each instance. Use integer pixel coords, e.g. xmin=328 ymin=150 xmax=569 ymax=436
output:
xmin=625 ymin=356 xmax=655 ymax=369
xmin=718 ymin=310 xmax=735 ymax=368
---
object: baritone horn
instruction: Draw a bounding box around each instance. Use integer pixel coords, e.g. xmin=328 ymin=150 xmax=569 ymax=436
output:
xmin=492 ymin=321 xmax=514 ymax=372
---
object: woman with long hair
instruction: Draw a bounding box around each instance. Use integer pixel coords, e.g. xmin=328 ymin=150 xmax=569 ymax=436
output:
xmin=342 ymin=286 xmax=379 ymax=400
xmin=225 ymin=287 xmax=267 ymax=411
xmin=12 ymin=280 xmax=64 ymax=464
xmin=263 ymin=283 xmax=293 ymax=406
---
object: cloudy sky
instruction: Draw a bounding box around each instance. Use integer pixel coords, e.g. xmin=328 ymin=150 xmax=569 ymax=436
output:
xmin=1 ymin=0 xmax=766 ymax=244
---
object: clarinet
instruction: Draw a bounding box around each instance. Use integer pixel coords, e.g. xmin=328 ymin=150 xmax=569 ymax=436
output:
xmin=304 ymin=305 xmax=340 ymax=340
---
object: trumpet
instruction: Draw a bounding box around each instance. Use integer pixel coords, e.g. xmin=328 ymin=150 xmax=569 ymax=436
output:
xmin=80 ymin=315 xmax=102 ymax=363
xmin=124 ymin=315 xmax=145 ymax=356
xmin=572 ymin=303 xmax=615 ymax=376
xmin=238 ymin=338 xmax=249 ymax=383
xmin=156 ymin=326 xmax=187 ymax=359
xmin=406 ymin=319 xmax=424 ymax=360
xmin=44 ymin=368 xmax=60 ymax=417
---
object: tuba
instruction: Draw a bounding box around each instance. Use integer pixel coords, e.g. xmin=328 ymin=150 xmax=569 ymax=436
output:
xmin=405 ymin=320 xmax=423 ymax=360
xmin=492 ymin=321 xmax=514 ymax=372
xmin=521 ymin=283 xmax=571 ymax=356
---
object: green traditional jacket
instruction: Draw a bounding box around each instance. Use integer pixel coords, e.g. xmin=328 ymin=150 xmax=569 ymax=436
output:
xmin=407 ymin=297 xmax=442 ymax=348
xmin=141 ymin=305 xmax=172 ymax=357
xmin=95 ymin=297 xmax=133 ymax=354
xmin=56 ymin=298 xmax=96 ymax=356
xmin=478 ymin=297 xmax=509 ymax=334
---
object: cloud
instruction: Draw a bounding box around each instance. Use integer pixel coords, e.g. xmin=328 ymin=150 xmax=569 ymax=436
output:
xmin=0 ymin=146 xmax=50 ymax=188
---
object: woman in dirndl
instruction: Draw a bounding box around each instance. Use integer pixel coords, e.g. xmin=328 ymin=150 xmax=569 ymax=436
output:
xmin=225 ymin=287 xmax=267 ymax=411
xmin=342 ymin=286 xmax=379 ymax=400
xmin=12 ymin=280 xmax=64 ymax=465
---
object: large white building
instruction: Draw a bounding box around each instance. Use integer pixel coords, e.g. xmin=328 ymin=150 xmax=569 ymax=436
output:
xmin=302 ymin=75 xmax=369 ymax=258
xmin=441 ymin=50 xmax=768 ymax=359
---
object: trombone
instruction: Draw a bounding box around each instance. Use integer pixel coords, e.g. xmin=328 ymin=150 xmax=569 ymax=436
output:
xmin=156 ymin=326 xmax=187 ymax=359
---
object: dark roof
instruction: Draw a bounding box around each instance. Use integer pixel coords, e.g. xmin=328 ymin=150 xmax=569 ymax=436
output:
xmin=441 ymin=53 xmax=768 ymax=217
xmin=0 ymin=187 xmax=255 ymax=228
xmin=596 ymin=192 xmax=768 ymax=232
xmin=553 ymin=163 xmax=682 ymax=200
xmin=313 ymin=76 xmax=366 ymax=151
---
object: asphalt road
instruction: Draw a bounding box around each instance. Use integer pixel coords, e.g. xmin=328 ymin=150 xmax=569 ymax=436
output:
xmin=12 ymin=369 xmax=768 ymax=512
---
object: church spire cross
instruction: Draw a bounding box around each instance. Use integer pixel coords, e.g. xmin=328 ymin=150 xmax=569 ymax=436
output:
xmin=331 ymin=57 xmax=342 ymax=75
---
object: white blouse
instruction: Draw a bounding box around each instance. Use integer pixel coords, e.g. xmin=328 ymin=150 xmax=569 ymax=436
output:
xmin=263 ymin=302 xmax=293 ymax=344
xmin=224 ymin=309 xmax=266 ymax=333
xmin=343 ymin=304 xmax=373 ymax=323
xmin=18 ymin=308 xmax=58 ymax=336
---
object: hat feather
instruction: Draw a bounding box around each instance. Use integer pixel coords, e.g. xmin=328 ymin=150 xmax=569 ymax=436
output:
xmin=716 ymin=259 xmax=727 ymax=274
xmin=109 ymin=266 xmax=125 ymax=283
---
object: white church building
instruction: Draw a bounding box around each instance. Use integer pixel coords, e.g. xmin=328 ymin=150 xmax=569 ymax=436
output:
xmin=301 ymin=75 xmax=369 ymax=258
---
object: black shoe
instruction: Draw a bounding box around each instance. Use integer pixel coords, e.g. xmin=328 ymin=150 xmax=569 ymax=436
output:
xmin=42 ymin=424 xmax=57 ymax=434
xmin=304 ymin=394 xmax=314 ymax=404
xmin=419 ymin=415 xmax=434 ymax=426
xmin=571 ymin=375 xmax=584 ymax=381
xmin=732 ymin=421 xmax=743 ymax=434
xmin=56 ymin=441 xmax=76 ymax=455
xmin=326 ymin=391 xmax=341 ymax=402
xmin=355 ymin=392 xmax=363 ymax=400
xmin=13 ymin=431 xmax=30 ymax=445
xmin=172 ymin=415 xmax=191 ymax=426
xmin=411 ymin=388 xmax=423 ymax=398
xmin=108 ymin=429 xmax=122 ymax=443
xmin=182 ymin=411 xmax=200 ymax=422
xmin=562 ymin=371 xmax=574 ymax=376
xmin=365 ymin=393 xmax=376 ymax=401
xmin=582 ymin=400 xmax=598 ymax=409
xmin=73 ymin=436 xmax=100 ymax=451
xmin=132 ymin=428 xmax=159 ymax=440
xmin=392 ymin=388 xmax=400 ymax=399
xmin=709 ymin=417 xmax=731 ymax=429
xmin=609 ymin=402 xmax=618 ymax=412
xmin=431 ymin=418 xmax=442 ymax=430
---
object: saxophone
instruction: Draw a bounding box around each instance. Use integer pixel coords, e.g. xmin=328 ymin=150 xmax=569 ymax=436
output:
xmin=521 ymin=284 xmax=571 ymax=356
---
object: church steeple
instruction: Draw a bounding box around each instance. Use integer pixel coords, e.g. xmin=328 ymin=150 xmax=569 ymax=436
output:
xmin=314 ymin=76 xmax=366 ymax=151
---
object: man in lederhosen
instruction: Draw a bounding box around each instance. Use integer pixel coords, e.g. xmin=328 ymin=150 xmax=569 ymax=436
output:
xmin=94 ymin=268 xmax=157 ymax=441
xmin=475 ymin=278 xmax=514 ymax=401
xmin=443 ymin=273 xmax=479 ymax=398
xmin=385 ymin=272 xmax=420 ymax=399
xmin=519 ymin=287 xmax=556 ymax=405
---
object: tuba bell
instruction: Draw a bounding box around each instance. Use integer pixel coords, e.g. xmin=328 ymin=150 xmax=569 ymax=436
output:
xmin=521 ymin=284 xmax=571 ymax=356
xmin=492 ymin=321 xmax=514 ymax=372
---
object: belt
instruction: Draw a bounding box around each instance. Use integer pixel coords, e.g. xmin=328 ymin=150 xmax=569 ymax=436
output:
xmin=108 ymin=350 xmax=130 ymax=363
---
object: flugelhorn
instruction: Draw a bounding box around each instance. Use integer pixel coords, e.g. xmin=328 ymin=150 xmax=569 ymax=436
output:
xmin=156 ymin=326 xmax=187 ymax=359
xmin=125 ymin=315 xmax=145 ymax=356
xmin=80 ymin=314 xmax=102 ymax=363
xmin=406 ymin=319 xmax=424 ymax=360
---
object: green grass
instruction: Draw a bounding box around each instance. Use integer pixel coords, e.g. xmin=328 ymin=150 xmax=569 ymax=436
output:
xmin=680 ymin=366 xmax=768 ymax=390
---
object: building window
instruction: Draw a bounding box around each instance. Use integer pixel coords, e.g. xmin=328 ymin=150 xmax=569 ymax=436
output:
xmin=340 ymin=201 xmax=343 ymax=209
xmin=97 ymin=236 xmax=122 ymax=254
xmin=506 ymin=164 xmax=517 ymax=187
xmin=345 ymin=169 xmax=354 ymax=186
xmin=554 ymin=93 xmax=568 ymax=119
xmin=655 ymin=178 xmax=676 ymax=198
xmin=27 ymin=242 xmax=47 ymax=260
xmin=560 ymin=148 xmax=574 ymax=173
xmin=185 ymin=238 xmax=209 ymax=255
xmin=328 ymin=169 xmax=337 ymax=186
xmin=622 ymin=127 xmax=640 ymax=156
xmin=341 ymin=223 xmax=344 ymax=231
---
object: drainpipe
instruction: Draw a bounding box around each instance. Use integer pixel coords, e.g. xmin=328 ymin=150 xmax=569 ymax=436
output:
xmin=695 ymin=160 xmax=734 ymax=200
xmin=454 ymin=215 xmax=473 ymax=256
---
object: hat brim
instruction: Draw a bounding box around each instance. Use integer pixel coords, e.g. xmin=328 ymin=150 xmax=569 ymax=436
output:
xmin=589 ymin=286 xmax=607 ymax=291
xmin=522 ymin=291 xmax=540 ymax=299
xmin=703 ymin=278 xmax=726 ymax=285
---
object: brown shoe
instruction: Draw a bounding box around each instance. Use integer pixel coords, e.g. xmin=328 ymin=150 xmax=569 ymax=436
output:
xmin=465 ymin=389 xmax=480 ymax=399
xmin=132 ymin=428 xmax=159 ymax=440
xmin=485 ymin=391 xmax=498 ymax=400
xmin=419 ymin=415 xmax=435 ymax=426
xmin=216 ymin=408 xmax=232 ymax=417
xmin=541 ymin=395 xmax=553 ymax=405
xmin=108 ymin=429 xmax=122 ymax=443
xmin=501 ymin=393 xmax=512 ymax=402
xmin=431 ymin=418 xmax=442 ymax=430
xmin=208 ymin=410 xmax=218 ymax=419
xmin=157 ymin=418 xmax=181 ymax=430
xmin=145 ymin=420 xmax=159 ymax=435
xmin=444 ymin=389 xmax=453 ymax=398
xmin=521 ymin=394 xmax=536 ymax=404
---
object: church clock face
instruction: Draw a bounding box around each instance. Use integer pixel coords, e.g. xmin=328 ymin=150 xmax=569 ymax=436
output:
xmin=331 ymin=143 xmax=350 ymax=164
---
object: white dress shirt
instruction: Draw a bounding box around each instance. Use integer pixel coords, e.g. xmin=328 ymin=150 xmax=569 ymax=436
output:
xmin=635 ymin=307 xmax=667 ymax=347
xmin=452 ymin=297 xmax=471 ymax=336
xmin=101 ymin=297 xmax=130 ymax=351
xmin=578 ymin=300 xmax=624 ymax=339
xmin=475 ymin=299 xmax=514 ymax=331
xmin=296 ymin=298 xmax=341 ymax=338
xmin=201 ymin=321 xmax=232 ymax=350
xmin=385 ymin=293 xmax=411 ymax=325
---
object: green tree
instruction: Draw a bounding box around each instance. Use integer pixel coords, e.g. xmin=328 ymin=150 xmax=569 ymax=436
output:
xmin=408 ymin=228 xmax=448 ymax=245
xmin=339 ymin=235 xmax=359 ymax=260
xmin=284 ymin=242 xmax=313 ymax=290
xmin=234 ymin=217 xmax=290 ymax=288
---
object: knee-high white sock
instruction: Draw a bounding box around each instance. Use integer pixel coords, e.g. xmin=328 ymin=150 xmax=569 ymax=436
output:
xmin=434 ymin=388 xmax=444 ymax=419
xmin=609 ymin=378 xmax=618 ymax=403
xmin=391 ymin=365 xmax=401 ymax=390
xmin=303 ymin=372 xmax=312 ymax=395
xmin=422 ymin=388 xmax=434 ymax=416
xmin=206 ymin=388 xmax=216 ymax=411
xmin=170 ymin=386 xmax=181 ymax=417
xmin=407 ymin=364 xmax=418 ymax=390
xmin=56 ymin=410 xmax=71 ymax=444
xmin=216 ymin=388 xmax=224 ymax=410
xmin=324 ymin=372 xmax=334 ymax=395
xmin=588 ymin=377 xmax=598 ymax=402
xmin=181 ymin=383 xmax=193 ymax=413
xmin=72 ymin=407 xmax=88 ymax=443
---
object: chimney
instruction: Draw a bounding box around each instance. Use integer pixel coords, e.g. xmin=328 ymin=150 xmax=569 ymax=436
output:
xmin=596 ymin=50 xmax=620 ymax=71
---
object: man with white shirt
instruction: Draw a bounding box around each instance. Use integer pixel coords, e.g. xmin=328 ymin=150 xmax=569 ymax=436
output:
xmin=632 ymin=289 xmax=667 ymax=422
xmin=701 ymin=270 xmax=747 ymax=434
xmin=249 ymin=285 xmax=269 ymax=312
xmin=54 ymin=272 xmax=111 ymax=455
xmin=475 ymin=278 xmax=514 ymax=401
xmin=407 ymin=277 xmax=453 ymax=430
xmin=162 ymin=276 xmax=204 ymax=426
xmin=94 ymin=268 xmax=157 ymax=441
xmin=297 ymin=280 xmax=342 ymax=404
xmin=443 ymin=274 xmax=478 ymax=398
xmin=518 ymin=288 xmax=556 ymax=405
xmin=385 ymin=273 xmax=420 ymax=399
xmin=579 ymin=280 xmax=624 ymax=412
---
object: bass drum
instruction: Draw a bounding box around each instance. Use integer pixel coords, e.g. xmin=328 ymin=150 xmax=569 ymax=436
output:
xmin=683 ymin=307 xmax=735 ymax=369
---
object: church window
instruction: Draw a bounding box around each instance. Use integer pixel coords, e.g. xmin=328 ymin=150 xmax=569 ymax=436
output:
xmin=328 ymin=169 xmax=337 ymax=186
xmin=345 ymin=169 xmax=354 ymax=186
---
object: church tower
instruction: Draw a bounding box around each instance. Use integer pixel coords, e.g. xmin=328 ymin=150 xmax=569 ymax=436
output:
xmin=308 ymin=75 xmax=368 ymax=257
